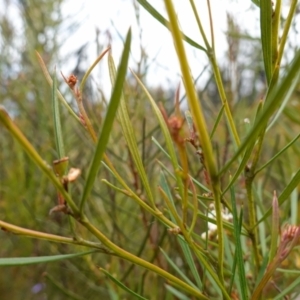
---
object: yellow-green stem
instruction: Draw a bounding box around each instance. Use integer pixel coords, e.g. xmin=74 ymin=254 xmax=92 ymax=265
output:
xmin=245 ymin=176 xmax=261 ymax=269
xmin=0 ymin=107 xmax=80 ymax=217
xmin=251 ymin=258 xmax=279 ymax=300
xmin=210 ymin=58 xmax=240 ymax=147
xmin=0 ymin=220 xmax=105 ymax=250
xmin=35 ymin=51 xmax=81 ymax=123
xmin=79 ymin=47 xmax=110 ymax=93
xmin=164 ymin=0 xmax=224 ymax=283
xmin=189 ymin=0 xmax=240 ymax=148
xmin=81 ymin=219 xmax=208 ymax=299
xmin=178 ymin=145 xmax=189 ymax=225
xmin=275 ymin=0 xmax=298 ymax=77
xmin=74 ymin=90 xmax=98 ymax=142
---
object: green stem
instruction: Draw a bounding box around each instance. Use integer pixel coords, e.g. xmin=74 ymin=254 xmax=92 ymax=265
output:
xmin=271 ymin=0 xmax=281 ymax=72
xmin=79 ymin=47 xmax=110 ymax=93
xmin=102 ymin=157 xmax=177 ymax=230
xmin=81 ymin=219 xmax=208 ymax=299
xmin=276 ymin=0 xmax=297 ymax=74
xmin=189 ymin=0 xmax=240 ymax=148
xmin=210 ymin=57 xmax=240 ymax=147
xmin=73 ymin=88 xmax=98 ymax=143
xmin=0 ymin=107 xmax=80 ymax=217
xmin=244 ymin=132 xmax=265 ymax=270
xmin=35 ymin=51 xmax=80 ymax=123
xmin=164 ymin=0 xmax=224 ymax=283
xmin=251 ymin=259 xmax=279 ymax=300
xmin=45 ymin=273 xmax=86 ymax=300
xmin=0 ymin=220 xmax=106 ymax=251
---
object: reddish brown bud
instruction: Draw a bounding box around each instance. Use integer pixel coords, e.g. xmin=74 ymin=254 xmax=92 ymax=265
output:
xmin=61 ymin=72 xmax=78 ymax=89
xmin=66 ymin=74 xmax=78 ymax=88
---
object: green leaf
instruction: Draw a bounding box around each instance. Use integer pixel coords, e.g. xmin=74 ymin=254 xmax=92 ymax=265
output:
xmin=160 ymin=247 xmax=199 ymax=290
xmin=100 ymin=268 xmax=148 ymax=300
xmin=269 ymin=191 xmax=279 ymax=263
xmin=137 ymin=0 xmax=206 ymax=52
xmin=0 ymin=250 xmax=96 ymax=266
xmin=266 ymin=72 xmax=300 ymax=131
xmin=79 ymin=48 xmax=110 ymax=93
xmin=108 ymin=53 xmax=155 ymax=208
xmin=220 ymin=50 xmax=300 ymax=175
xmin=260 ymin=0 xmax=273 ymax=84
xmin=35 ymin=51 xmax=80 ymax=123
xmin=0 ymin=106 xmax=79 ymax=216
xmin=273 ymin=276 xmax=300 ymax=300
xmin=52 ymin=69 xmax=65 ymax=159
xmin=159 ymin=172 xmax=202 ymax=290
xmin=291 ymin=184 xmax=298 ymax=224
xmin=259 ymin=168 xmax=300 ymax=224
xmin=255 ymin=133 xmax=300 ymax=174
xmin=131 ymin=71 xmax=185 ymax=200
xmin=45 ymin=273 xmax=87 ymax=300
xmin=79 ymin=28 xmax=131 ymax=212
xmin=210 ymin=105 xmax=225 ymax=139
xmin=165 ymin=285 xmax=191 ymax=300
xmin=230 ymin=185 xmax=248 ymax=300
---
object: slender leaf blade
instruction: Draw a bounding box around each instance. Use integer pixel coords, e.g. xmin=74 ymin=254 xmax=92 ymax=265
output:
xmin=108 ymin=53 xmax=155 ymax=207
xmin=100 ymin=268 xmax=148 ymax=300
xmin=52 ymin=69 xmax=65 ymax=158
xmin=220 ymin=50 xmax=300 ymax=175
xmin=0 ymin=250 xmax=96 ymax=266
xmin=79 ymin=29 xmax=131 ymax=212
xmin=165 ymin=285 xmax=190 ymax=300
xmin=160 ymin=247 xmax=199 ymax=290
xmin=260 ymin=0 xmax=273 ymax=84
xmin=137 ymin=0 xmax=206 ymax=51
xmin=230 ymin=185 xmax=248 ymax=300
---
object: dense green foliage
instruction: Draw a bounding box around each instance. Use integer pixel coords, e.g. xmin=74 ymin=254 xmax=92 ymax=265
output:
xmin=1 ymin=1 xmax=300 ymax=299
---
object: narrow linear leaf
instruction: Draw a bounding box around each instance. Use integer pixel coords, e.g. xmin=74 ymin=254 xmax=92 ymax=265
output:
xmin=273 ymin=276 xmax=300 ymax=300
xmin=45 ymin=273 xmax=87 ymax=300
xmin=131 ymin=71 xmax=185 ymax=198
xmin=269 ymin=191 xmax=279 ymax=263
xmin=137 ymin=0 xmax=206 ymax=52
xmin=160 ymin=248 xmax=199 ymax=290
xmin=255 ymin=133 xmax=300 ymax=174
xmin=177 ymin=239 xmax=203 ymax=290
xmin=230 ymin=185 xmax=248 ymax=300
xmin=35 ymin=51 xmax=80 ymax=123
xmin=159 ymin=172 xmax=202 ymax=290
xmin=108 ymin=54 xmax=155 ymax=207
xmin=79 ymin=28 xmax=131 ymax=212
xmin=0 ymin=106 xmax=79 ymax=215
xmin=291 ymin=185 xmax=298 ymax=225
xmin=153 ymin=137 xmax=210 ymax=193
xmin=210 ymin=105 xmax=225 ymax=139
xmin=266 ymin=71 xmax=300 ymax=131
xmin=255 ymin=254 xmax=269 ymax=289
xmin=251 ymin=0 xmax=260 ymax=7
xmin=79 ymin=47 xmax=110 ymax=93
xmin=223 ymin=100 xmax=263 ymax=192
xmin=277 ymin=268 xmax=300 ymax=275
xmin=260 ymin=0 xmax=273 ymax=84
xmin=165 ymin=284 xmax=191 ymax=300
xmin=0 ymin=250 xmax=96 ymax=266
xmin=52 ymin=69 xmax=65 ymax=158
xmin=258 ymin=168 xmax=300 ymax=225
xmin=223 ymin=139 xmax=256 ymax=195
xmin=220 ymin=50 xmax=300 ymax=175
xmin=100 ymin=268 xmax=148 ymax=300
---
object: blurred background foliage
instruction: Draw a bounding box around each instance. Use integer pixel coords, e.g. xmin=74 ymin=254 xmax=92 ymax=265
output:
xmin=1 ymin=0 xmax=300 ymax=299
